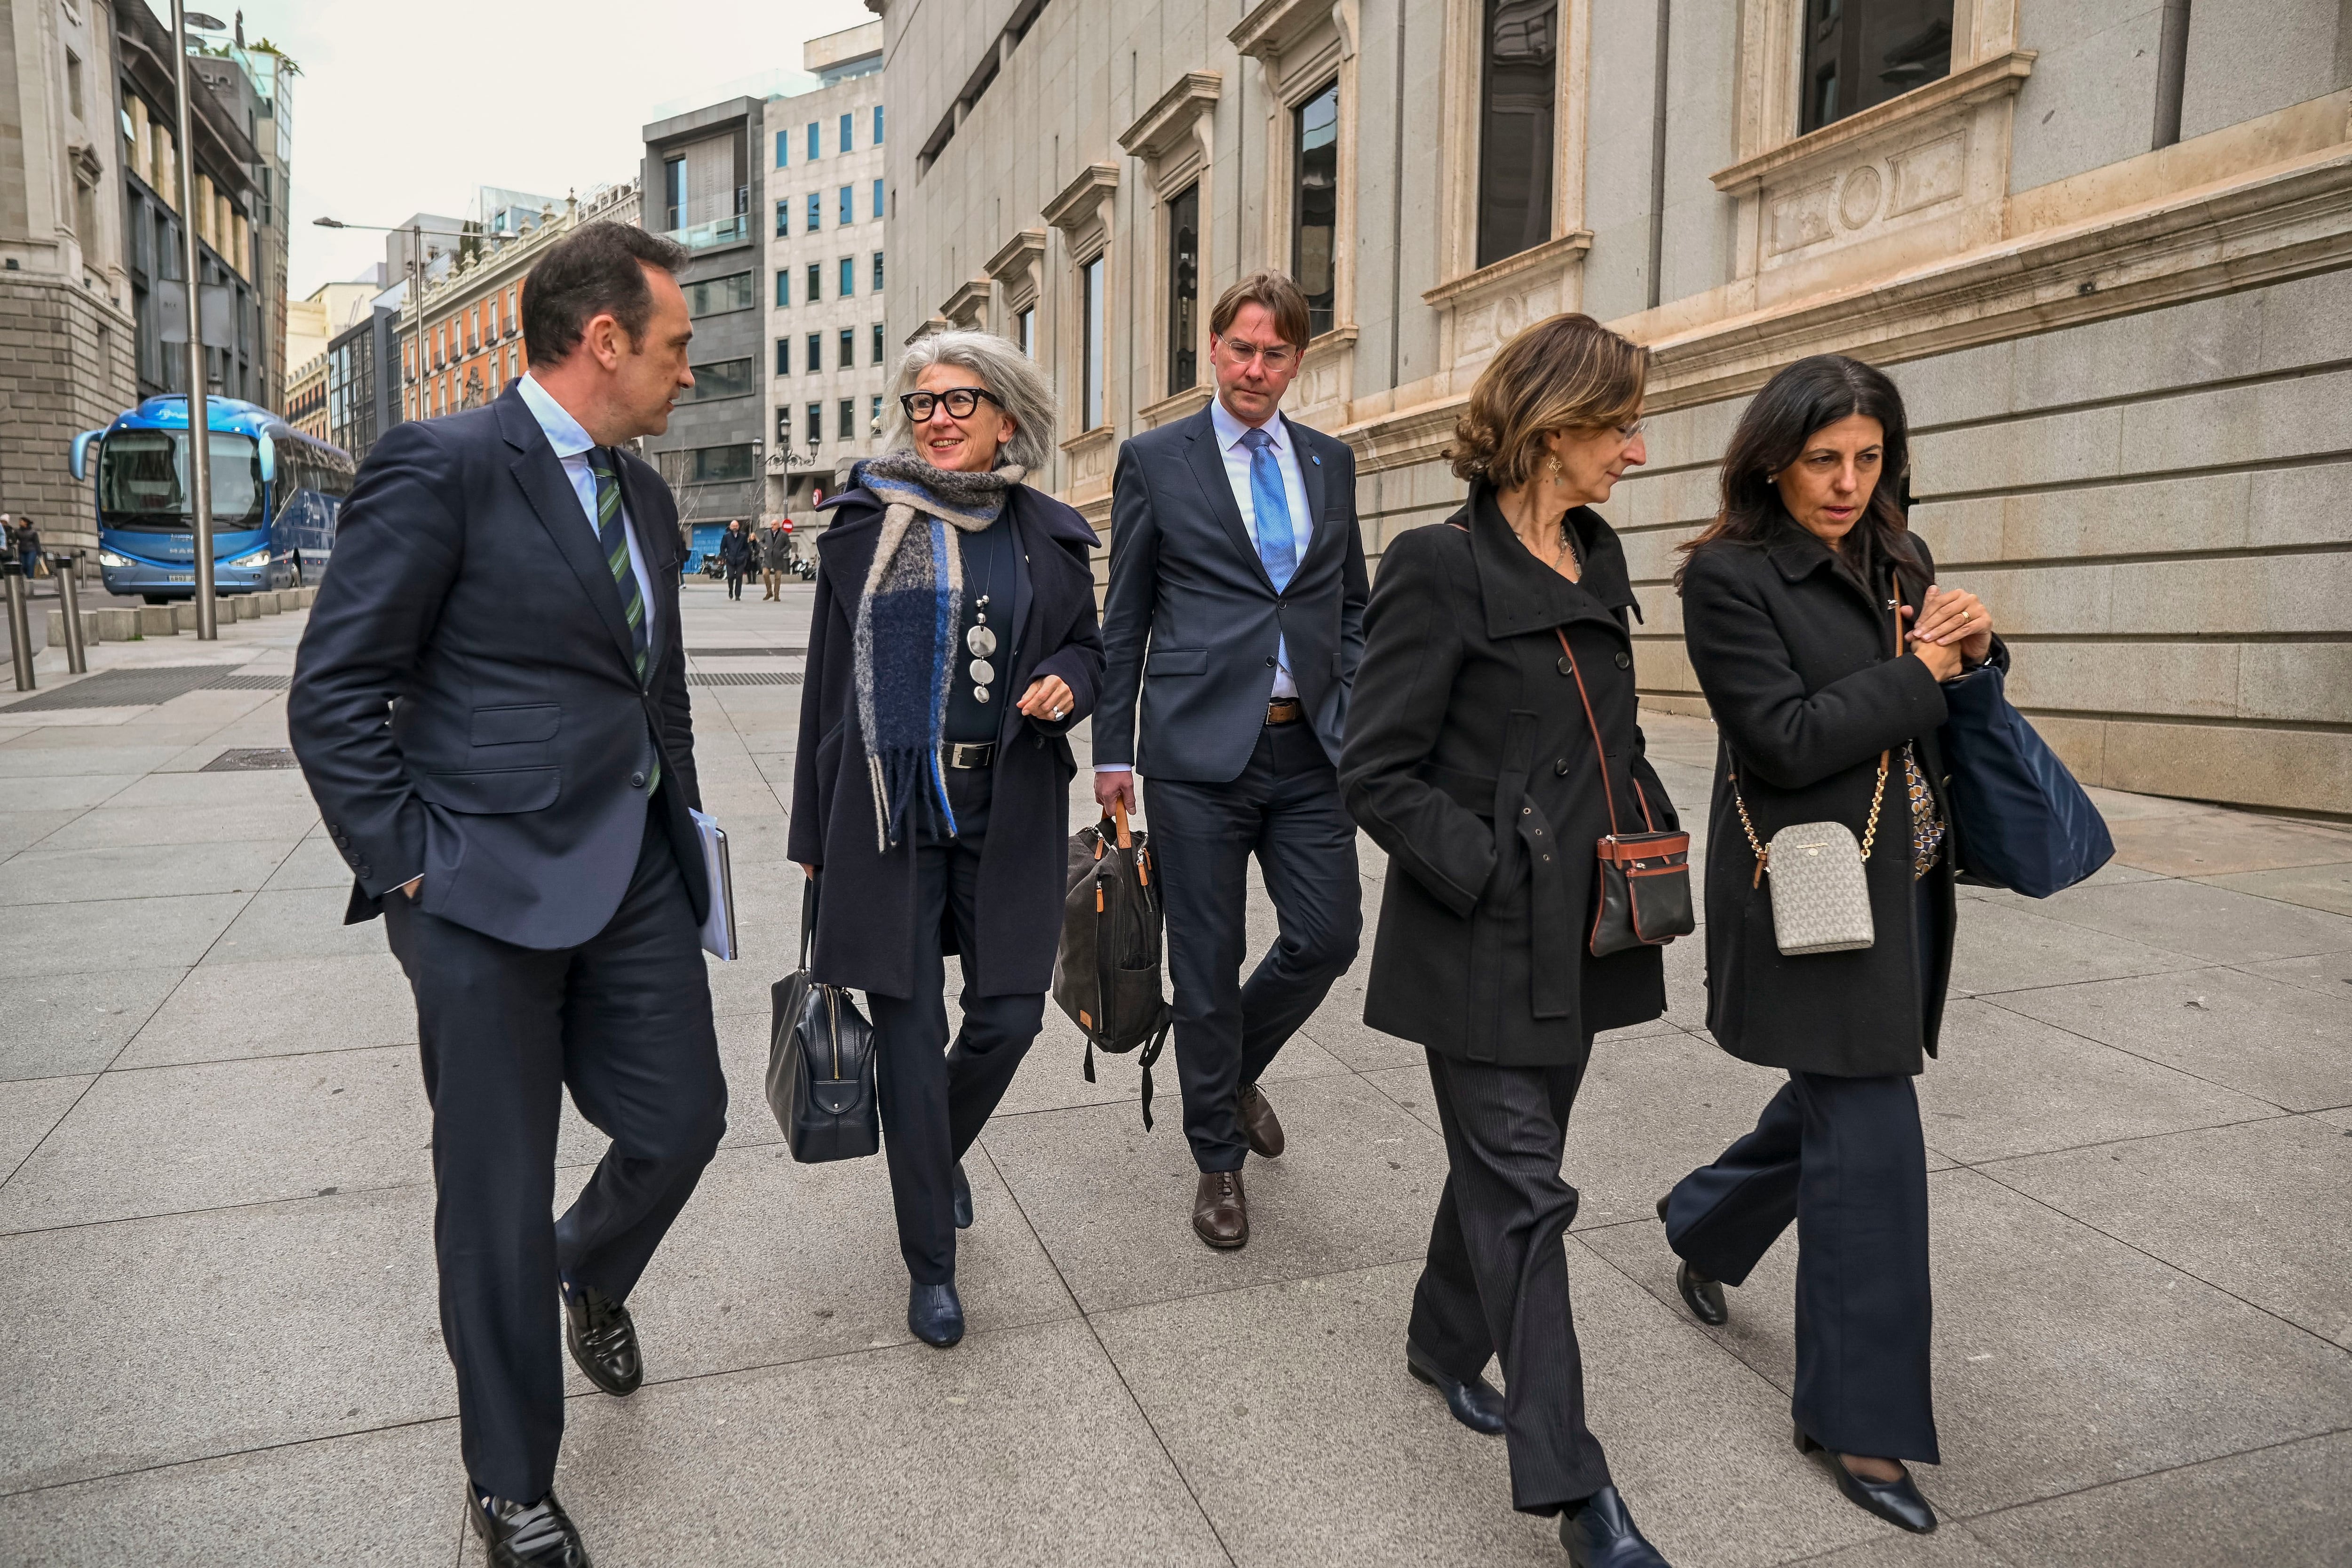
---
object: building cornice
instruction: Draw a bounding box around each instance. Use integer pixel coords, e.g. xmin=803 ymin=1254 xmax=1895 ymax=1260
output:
xmin=1042 ymin=163 xmax=1120 ymax=232
xmin=1119 ymin=72 xmax=1222 ymax=161
xmin=983 ymin=228 xmax=1047 ymax=282
xmin=1229 ymin=0 xmax=1334 ymax=62
xmin=1710 ymin=50 xmax=2036 ymax=197
xmin=940 ymin=277 xmax=993 ymax=325
xmin=1420 ymin=231 xmax=1594 ymax=306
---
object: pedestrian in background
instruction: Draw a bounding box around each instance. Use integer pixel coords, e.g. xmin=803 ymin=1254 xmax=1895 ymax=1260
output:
xmin=1657 ymin=355 xmax=2000 ymax=1537
xmin=789 ymin=329 xmax=1102 ymax=1350
xmin=1341 ymin=313 xmax=1678 ymax=1568
xmin=12 ymin=517 xmax=41 ymax=581
xmin=761 ymin=521 xmax=790 ymax=600
xmin=290 ymin=222 xmax=726 ymax=1568
xmin=1092 ymin=271 xmax=1368 ymax=1250
xmin=719 ymin=517 xmax=751 ymax=600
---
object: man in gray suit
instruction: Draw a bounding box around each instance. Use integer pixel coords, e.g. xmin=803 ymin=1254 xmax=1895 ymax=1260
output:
xmin=1094 ymin=270 xmax=1368 ymax=1250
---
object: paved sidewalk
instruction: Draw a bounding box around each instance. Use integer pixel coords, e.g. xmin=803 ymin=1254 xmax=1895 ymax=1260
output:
xmin=0 ymin=581 xmax=2346 ymax=1567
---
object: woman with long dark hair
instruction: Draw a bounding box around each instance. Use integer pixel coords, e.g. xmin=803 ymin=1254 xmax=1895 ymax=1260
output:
xmin=1657 ymin=355 xmax=1999 ymax=1535
xmin=1343 ymin=313 xmax=1679 ymax=1568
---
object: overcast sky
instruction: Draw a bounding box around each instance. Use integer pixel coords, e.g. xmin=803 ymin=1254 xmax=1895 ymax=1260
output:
xmin=235 ymin=0 xmax=878 ymax=298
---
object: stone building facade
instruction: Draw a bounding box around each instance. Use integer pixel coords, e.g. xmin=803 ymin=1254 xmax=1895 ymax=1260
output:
xmin=0 ymin=0 xmax=136 ymax=553
xmin=763 ymin=21 xmax=888 ymax=528
xmin=881 ymin=0 xmax=2352 ymax=817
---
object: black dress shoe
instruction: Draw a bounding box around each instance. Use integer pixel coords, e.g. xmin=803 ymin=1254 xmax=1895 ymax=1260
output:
xmin=1796 ymin=1425 xmax=1938 ymax=1533
xmin=1404 ymin=1339 xmax=1506 ymax=1435
xmin=908 ymin=1281 xmax=965 ymax=1347
xmin=1558 ymin=1486 xmax=1671 ymax=1567
xmin=469 ymin=1487 xmax=591 ymax=1568
xmin=562 ymin=1282 xmax=642 ymax=1397
xmin=1655 ymin=1197 xmax=1727 ymax=1326
xmin=951 ymin=1161 xmax=973 ymax=1230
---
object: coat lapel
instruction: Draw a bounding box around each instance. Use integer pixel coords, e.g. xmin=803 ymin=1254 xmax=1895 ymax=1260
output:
xmin=1286 ymin=415 xmax=1328 ymax=569
xmin=497 ymin=390 xmax=639 ymax=679
xmin=1182 ymin=409 xmax=1278 ymax=595
xmin=1468 ymin=487 xmax=1630 ymax=643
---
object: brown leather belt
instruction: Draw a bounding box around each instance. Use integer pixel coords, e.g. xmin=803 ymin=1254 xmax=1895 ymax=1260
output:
xmin=1265 ymin=698 xmax=1303 ymax=726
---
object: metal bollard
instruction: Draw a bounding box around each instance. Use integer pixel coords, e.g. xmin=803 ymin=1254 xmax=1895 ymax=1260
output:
xmin=3 ymin=565 xmax=34 ymax=692
xmin=55 ymin=555 xmax=87 ymax=674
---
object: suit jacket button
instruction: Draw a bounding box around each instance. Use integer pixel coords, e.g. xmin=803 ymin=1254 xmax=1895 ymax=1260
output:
xmin=1265 ymin=656 xmax=1276 ymax=668
xmin=630 ymin=771 xmax=647 ymax=788
xmin=1557 ymin=656 xmax=1573 ymax=675
xmin=1614 ymin=650 xmax=1632 ymax=669
xmin=1554 ymin=757 xmax=1570 ymax=776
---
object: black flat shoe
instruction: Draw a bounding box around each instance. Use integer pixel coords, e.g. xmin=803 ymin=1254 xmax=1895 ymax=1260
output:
xmin=1404 ymin=1339 xmax=1506 ymax=1435
xmin=562 ymin=1282 xmax=642 ymax=1397
xmin=1796 ymin=1426 xmax=1938 ymax=1533
xmin=951 ymin=1161 xmax=973 ymax=1230
xmin=908 ymin=1281 xmax=965 ymax=1348
xmin=1558 ymin=1486 xmax=1671 ymax=1567
xmin=1655 ymin=1197 xmax=1727 ymax=1326
xmin=469 ymin=1486 xmax=591 ymax=1568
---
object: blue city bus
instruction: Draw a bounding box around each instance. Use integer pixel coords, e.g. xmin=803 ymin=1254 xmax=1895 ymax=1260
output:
xmin=69 ymin=396 xmax=356 ymax=602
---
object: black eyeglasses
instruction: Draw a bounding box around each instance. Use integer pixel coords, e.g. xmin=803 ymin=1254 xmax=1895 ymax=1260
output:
xmin=899 ymin=387 xmax=1004 ymax=422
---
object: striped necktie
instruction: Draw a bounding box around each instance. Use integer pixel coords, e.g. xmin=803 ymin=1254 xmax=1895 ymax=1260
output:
xmin=584 ymin=447 xmax=658 ymax=794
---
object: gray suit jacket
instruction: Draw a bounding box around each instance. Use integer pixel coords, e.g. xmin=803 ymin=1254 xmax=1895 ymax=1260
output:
xmin=1093 ymin=406 xmax=1369 ymax=783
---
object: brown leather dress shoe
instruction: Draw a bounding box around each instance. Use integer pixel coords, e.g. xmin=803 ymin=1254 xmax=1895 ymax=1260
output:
xmin=1192 ymin=1170 xmax=1248 ymax=1249
xmin=1237 ymin=1082 xmax=1286 ymax=1159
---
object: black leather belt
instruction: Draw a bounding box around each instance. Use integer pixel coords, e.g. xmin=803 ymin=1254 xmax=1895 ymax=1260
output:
xmin=1265 ymin=698 xmax=1304 ymax=726
xmin=946 ymin=741 xmax=995 ymax=769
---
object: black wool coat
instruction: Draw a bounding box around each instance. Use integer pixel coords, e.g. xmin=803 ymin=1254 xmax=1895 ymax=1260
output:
xmin=1340 ymin=488 xmax=1677 ymax=1066
xmin=1682 ymin=519 xmax=2006 ymax=1077
xmin=787 ymin=483 xmax=1104 ymax=1000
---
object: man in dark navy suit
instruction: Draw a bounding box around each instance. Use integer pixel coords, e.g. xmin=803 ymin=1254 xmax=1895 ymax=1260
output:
xmin=1093 ymin=270 xmax=1369 ymax=1250
xmin=289 ymin=223 xmax=723 ymax=1568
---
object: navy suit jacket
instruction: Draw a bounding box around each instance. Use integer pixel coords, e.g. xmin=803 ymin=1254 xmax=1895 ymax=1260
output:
xmin=1093 ymin=405 xmax=1368 ymax=782
xmin=288 ymin=385 xmax=707 ymax=951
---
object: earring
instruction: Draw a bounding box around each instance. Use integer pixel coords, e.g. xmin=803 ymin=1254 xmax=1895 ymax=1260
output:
xmin=1547 ymin=456 xmax=1563 ymax=482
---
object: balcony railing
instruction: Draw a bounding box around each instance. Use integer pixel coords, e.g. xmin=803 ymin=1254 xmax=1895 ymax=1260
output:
xmin=666 ymin=212 xmax=751 ymax=251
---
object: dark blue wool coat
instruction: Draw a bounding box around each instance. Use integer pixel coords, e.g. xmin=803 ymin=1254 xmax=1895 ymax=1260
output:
xmin=787 ymin=482 xmax=1104 ymax=999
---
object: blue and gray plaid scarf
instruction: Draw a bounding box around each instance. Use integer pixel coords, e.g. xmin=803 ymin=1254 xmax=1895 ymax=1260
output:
xmin=850 ymin=450 xmax=1025 ymax=849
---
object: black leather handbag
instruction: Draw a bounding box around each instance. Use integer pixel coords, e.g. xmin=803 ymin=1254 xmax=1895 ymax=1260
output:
xmin=1555 ymin=628 xmax=1693 ymax=956
xmin=766 ymin=876 xmax=881 ymax=1162
xmin=1051 ymin=799 xmax=1173 ymax=1129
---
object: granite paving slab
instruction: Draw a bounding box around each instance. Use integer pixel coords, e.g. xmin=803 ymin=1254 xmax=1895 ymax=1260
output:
xmin=0 ymin=1046 xmax=430 ymax=1234
xmin=1942 ymin=899 xmax=2203 ymax=995
xmin=1914 ymin=999 xmax=2282 ymax=1163
xmin=118 ymin=952 xmax=417 ymax=1068
xmin=534 ymin=1319 xmax=1229 ymax=1568
xmin=0 ymin=839 xmax=290 ymax=905
xmin=0 ymin=964 xmax=187 ymax=1080
xmin=200 ymin=884 xmax=401 ymax=963
xmin=1981 ymin=964 xmax=2352 ymax=1111
xmin=0 ymin=1419 xmax=464 ymax=1568
xmin=2021 ymin=878 xmax=2352 ymax=965
xmin=1979 ymin=1114 xmax=2352 ymax=1347
xmin=38 ymin=801 xmax=318 ymax=852
xmin=982 ymin=1073 xmax=1448 ymax=1314
xmin=0 ymin=808 xmax=79 ymax=855
xmin=0 ymin=1075 xmax=87 ymax=1184
xmin=2103 ymin=809 xmax=2352 ymax=877
xmin=0 ymin=1184 xmax=453 ymax=1493
xmin=0 ymin=893 xmax=245 ymax=979
xmin=2193 ymin=860 xmax=2352 ymax=917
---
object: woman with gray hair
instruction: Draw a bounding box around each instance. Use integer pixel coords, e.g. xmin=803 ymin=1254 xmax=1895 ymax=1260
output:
xmin=788 ymin=329 xmax=1103 ymax=1348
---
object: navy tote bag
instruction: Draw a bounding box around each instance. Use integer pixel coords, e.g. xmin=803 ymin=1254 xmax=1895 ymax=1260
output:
xmin=1939 ymin=664 xmax=2114 ymax=898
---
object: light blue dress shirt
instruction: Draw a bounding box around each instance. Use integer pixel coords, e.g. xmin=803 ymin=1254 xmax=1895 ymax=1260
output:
xmin=1208 ymin=397 xmax=1312 ymax=699
xmin=515 ymin=374 xmax=656 ymax=643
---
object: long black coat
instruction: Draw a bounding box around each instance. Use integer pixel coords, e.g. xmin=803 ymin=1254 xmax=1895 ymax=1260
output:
xmin=1682 ymin=519 xmax=2006 ymax=1077
xmin=1340 ymin=489 xmax=1677 ymax=1066
xmin=787 ymin=483 xmax=1104 ymax=1000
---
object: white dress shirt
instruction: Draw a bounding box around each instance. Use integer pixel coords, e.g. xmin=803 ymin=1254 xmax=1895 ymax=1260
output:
xmin=515 ymin=374 xmax=656 ymax=645
xmin=1208 ymin=397 xmax=1313 ymax=698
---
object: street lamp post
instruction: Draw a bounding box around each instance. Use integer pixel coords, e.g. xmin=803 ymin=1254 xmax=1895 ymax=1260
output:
xmin=171 ymin=3 xmax=227 ymax=639
xmin=314 ymin=217 xmax=513 ymax=427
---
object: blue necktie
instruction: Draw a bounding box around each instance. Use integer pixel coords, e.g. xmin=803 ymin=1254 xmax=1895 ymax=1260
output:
xmin=1240 ymin=427 xmax=1297 ymax=591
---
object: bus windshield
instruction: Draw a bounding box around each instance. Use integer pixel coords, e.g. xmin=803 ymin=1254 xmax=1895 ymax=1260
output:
xmin=97 ymin=430 xmax=266 ymax=531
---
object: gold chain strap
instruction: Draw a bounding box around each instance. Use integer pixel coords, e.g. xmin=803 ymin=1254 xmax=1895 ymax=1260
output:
xmin=1730 ymin=752 xmax=1889 ymax=885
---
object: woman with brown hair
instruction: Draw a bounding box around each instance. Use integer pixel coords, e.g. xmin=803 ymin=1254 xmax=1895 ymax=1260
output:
xmin=1341 ymin=313 xmax=1679 ymax=1568
xmin=1656 ymin=354 xmax=1999 ymax=1535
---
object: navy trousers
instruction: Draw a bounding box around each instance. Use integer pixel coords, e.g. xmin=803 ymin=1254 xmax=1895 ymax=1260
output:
xmin=382 ymin=805 xmax=728 ymax=1502
xmin=1661 ymin=1070 xmax=1939 ymax=1463
xmin=867 ymin=765 xmax=1046 ymax=1284
xmin=1409 ymin=1047 xmax=1613 ymax=1514
xmin=1145 ymin=721 xmax=1362 ymax=1171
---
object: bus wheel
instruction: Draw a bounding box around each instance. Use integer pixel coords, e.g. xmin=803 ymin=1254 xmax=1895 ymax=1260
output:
xmin=143 ymin=594 xmax=168 ymax=605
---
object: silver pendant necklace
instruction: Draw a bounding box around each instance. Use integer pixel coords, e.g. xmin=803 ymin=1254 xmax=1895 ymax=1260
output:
xmin=966 ymin=530 xmax=1001 ymax=704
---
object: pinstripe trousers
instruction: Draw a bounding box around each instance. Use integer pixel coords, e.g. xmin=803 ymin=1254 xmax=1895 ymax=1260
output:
xmin=1407 ymin=1045 xmax=1613 ymax=1514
